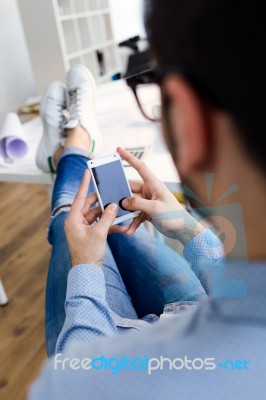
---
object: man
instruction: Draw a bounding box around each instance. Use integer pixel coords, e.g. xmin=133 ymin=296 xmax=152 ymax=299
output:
xmin=30 ymin=0 xmax=266 ymax=398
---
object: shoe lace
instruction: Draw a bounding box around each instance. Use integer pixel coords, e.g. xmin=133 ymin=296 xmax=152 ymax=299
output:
xmin=57 ymin=104 xmax=69 ymax=136
xmin=57 ymin=103 xmax=68 ymax=134
xmin=57 ymin=103 xmax=64 ymax=124
xmin=68 ymin=88 xmax=84 ymax=120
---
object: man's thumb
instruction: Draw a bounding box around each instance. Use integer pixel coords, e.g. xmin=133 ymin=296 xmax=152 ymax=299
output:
xmin=98 ymin=203 xmax=118 ymax=231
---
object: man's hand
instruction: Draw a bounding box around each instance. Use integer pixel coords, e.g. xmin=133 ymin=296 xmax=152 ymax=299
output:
xmin=65 ymin=169 xmax=127 ymax=267
xmin=117 ymin=147 xmax=184 ymax=234
xmin=117 ymin=147 xmax=205 ymax=243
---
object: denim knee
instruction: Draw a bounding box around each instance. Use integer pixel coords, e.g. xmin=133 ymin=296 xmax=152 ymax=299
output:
xmin=47 ymin=211 xmax=69 ymax=246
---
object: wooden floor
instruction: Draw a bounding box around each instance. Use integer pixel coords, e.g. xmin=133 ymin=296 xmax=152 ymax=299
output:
xmin=0 ymin=182 xmax=51 ymax=400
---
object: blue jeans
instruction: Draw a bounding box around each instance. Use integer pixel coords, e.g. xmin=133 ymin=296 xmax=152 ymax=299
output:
xmin=45 ymin=149 xmax=205 ymax=356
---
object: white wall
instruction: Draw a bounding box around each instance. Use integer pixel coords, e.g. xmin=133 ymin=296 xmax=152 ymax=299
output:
xmin=0 ymin=0 xmax=145 ymax=126
xmin=0 ymin=0 xmax=36 ymax=125
xmin=109 ymin=0 xmax=146 ymax=43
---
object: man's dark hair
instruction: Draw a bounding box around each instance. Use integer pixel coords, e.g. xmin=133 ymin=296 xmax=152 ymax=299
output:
xmin=145 ymin=0 xmax=266 ymax=173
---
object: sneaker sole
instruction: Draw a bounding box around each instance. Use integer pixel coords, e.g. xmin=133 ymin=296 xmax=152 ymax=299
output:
xmin=36 ymin=81 xmax=66 ymax=173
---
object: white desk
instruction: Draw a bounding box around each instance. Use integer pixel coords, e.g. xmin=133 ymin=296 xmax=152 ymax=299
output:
xmin=0 ymin=80 xmax=181 ymax=191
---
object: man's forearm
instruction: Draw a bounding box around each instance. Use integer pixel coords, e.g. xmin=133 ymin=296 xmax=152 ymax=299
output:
xmin=152 ymin=208 xmax=206 ymax=245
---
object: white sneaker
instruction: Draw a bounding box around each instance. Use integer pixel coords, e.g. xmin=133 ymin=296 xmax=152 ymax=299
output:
xmin=64 ymin=65 xmax=103 ymax=156
xmin=36 ymin=81 xmax=66 ymax=173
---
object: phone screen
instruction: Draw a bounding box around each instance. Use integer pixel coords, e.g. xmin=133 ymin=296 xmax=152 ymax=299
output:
xmin=91 ymin=160 xmax=132 ymax=218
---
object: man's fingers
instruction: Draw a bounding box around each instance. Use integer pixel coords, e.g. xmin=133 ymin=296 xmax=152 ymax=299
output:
xmin=82 ymin=192 xmax=99 ymax=215
xmin=71 ymin=170 xmax=91 ymax=213
xmin=129 ymin=181 xmax=143 ymax=194
xmin=117 ymin=147 xmax=157 ymax=182
xmin=122 ymin=195 xmax=154 ymax=215
xmin=84 ymin=205 xmax=102 ymax=225
xmin=109 ymin=225 xmax=128 ymax=235
xmin=125 ymin=213 xmax=146 ymax=236
xmin=96 ymin=203 xmax=118 ymax=234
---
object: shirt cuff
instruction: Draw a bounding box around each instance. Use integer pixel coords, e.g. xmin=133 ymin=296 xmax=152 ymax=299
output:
xmin=184 ymin=228 xmax=224 ymax=265
xmin=66 ymin=264 xmax=106 ymax=301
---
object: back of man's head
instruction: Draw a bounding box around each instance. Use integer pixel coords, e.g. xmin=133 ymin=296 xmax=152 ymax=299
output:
xmin=145 ymin=0 xmax=266 ymax=174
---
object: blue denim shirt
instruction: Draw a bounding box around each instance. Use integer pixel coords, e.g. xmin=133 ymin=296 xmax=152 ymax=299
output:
xmin=29 ymin=230 xmax=266 ymax=399
xmin=53 ymin=229 xmax=222 ymax=352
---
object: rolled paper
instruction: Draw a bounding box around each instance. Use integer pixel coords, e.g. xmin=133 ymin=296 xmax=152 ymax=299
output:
xmin=5 ymin=136 xmax=28 ymax=159
xmin=0 ymin=112 xmax=29 ymax=163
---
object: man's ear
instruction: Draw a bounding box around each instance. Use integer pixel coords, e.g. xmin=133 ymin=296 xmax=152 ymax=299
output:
xmin=163 ymin=76 xmax=210 ymax=175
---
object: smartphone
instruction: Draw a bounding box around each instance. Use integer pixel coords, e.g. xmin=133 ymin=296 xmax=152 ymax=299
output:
xmin=88 ymin=153 xmax=139 ymax=225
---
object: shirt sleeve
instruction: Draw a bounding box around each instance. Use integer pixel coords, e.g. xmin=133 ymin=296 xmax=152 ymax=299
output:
xmin=183 ymin=229 xmax=225 ymax=293
xmin=55 ymin=264 xmax=118 ymax=354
